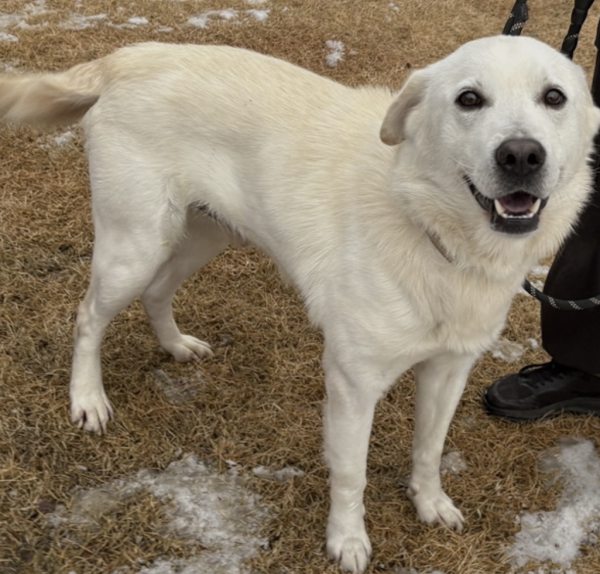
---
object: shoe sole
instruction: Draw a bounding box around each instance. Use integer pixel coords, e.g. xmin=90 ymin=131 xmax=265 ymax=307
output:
xmin=482 ymin=393 xmax=600 ymax=421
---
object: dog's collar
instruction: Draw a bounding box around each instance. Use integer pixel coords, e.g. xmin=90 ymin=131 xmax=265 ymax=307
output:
xmin=424 ymin=229 xmax=454 ymax=264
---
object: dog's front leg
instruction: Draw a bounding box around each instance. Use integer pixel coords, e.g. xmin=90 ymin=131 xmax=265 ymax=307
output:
xmin=323 ymin=348 xmax=394 ymax=573
xmin=408 ymin=351 xmax=476 ymax=530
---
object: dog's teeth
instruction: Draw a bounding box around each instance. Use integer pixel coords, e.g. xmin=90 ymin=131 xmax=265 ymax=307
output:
xmin=494 ymin=199 xmax=507 ymax=216
xmin=494 ymin=198 xmax=541 ymax=219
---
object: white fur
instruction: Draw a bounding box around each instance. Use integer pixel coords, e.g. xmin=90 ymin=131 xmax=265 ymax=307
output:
xmin=1 ymin=37 xmax=599 ymax=572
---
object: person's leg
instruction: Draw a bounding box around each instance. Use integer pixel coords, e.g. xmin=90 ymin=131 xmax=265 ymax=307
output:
xmin=540 ymin=171 xmax=600 ymax=373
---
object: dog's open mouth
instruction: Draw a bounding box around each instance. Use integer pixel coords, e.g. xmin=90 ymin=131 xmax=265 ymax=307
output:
xmin=466 ymin=178 xmax=548 ymax=234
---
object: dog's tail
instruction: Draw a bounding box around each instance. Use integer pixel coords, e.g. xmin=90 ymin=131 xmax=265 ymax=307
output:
xmin=0 ymin=59 xmax=106 ymax=126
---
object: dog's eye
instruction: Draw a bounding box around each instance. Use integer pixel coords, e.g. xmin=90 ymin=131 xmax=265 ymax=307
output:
xmin=456 ymin=91 xmax=483 ymax=108
xmin=544 ymin=88 xmax=566 ymax=107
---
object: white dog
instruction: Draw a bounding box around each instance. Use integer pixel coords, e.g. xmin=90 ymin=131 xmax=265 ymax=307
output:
xmin=1 ymin=36 xmax=598 ymax=572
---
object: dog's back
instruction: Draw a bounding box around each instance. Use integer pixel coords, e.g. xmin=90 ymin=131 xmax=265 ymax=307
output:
xmin=0 ymin=42 xmax=353 ymax=128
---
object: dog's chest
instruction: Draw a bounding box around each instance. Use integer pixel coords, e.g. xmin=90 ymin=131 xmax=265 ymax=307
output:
xmin=338 ymin=273 xmax=514 ymax=360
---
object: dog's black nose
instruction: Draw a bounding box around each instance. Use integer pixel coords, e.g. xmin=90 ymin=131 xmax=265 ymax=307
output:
xmin=496 ymin=138 xmax=546 ymax=178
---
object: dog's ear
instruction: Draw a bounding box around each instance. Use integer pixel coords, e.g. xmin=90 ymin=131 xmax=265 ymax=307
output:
xmin=380 ymin=70 xmax=428 ymax=146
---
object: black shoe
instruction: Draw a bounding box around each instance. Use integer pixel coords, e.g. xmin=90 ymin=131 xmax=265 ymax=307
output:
xmin=483 ymin=360 xmax=600 ymax=420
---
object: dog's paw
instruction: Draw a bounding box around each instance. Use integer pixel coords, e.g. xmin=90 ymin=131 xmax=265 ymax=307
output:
xmin=162 ymin=334 xmax=213 ymax=362
xmin=71 ymin=391 xmax=113 ymax=434
xmin=327 ymin=528 xmax=372 ymax=573
xmin=409 ymin=488 xmax=465 ymax=531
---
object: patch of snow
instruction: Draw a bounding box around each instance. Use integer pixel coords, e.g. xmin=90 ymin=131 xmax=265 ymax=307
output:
xmin=247 ymin=9 xmax=270 ymax=22
xmin=0 ymin=32 xmax=18 ymax=42
xmin=154 ymin=369 xmax=204 ymax=404
xmin=0 ymin=58 xmax=20 ymax=71
xmin=0 ymin=2 xmax=267 ymax=33
xmin=141 ymin=457 xmax=269 ymax=558
xmin=48 ymin=455 xmax=270 ymax=574
xmin=440 ymin=451 xmax=467 ymax=475
xmin=128 ymin=16 xmax=149 ymax=26
xmin=38 ymin=131 xmax=77 ymax=157
xmin=187 ymin=9 xmax=268 ymax=28
xmin=110 ymin=16 xmax=151 ymax=30
xmin=491 ymin=338 xmax=525 ymax=362
xmin=510 ymin=438 xmax=600 ymax=569
xmin=24 ymin=0 xmax=48 ymax=17
xmin=325 ymin=39 xmax=345 ymax=68
xmin=15 ymin=20 xmax=42 ymax=30
xmin=60 ymin=13 xmax=108 ymax=30
xmin=188 ymin=9 xmax=237 ymax=28
xmin=0 ymin=0 xmax=50 ymax=29
xmin=43 ymin=132 xmax=73 ymax=146
xmin=0 ymin=14 xmax=19 ymax=29
xmin=252 ymin=466 xmax=305 ymax=482
xmin=526 ymin=338 xmax=540 ymax=349
xmin=392 ymin=569 xmax=446 ymax=574
xmin=187 ymin=15 xmax=207 ymax=28
xmin=530 ymin=265 xmax=550 ymax=277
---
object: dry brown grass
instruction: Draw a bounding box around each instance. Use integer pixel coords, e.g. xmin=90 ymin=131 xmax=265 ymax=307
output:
xmin=2 ymin=0 xmax=600 ymax=573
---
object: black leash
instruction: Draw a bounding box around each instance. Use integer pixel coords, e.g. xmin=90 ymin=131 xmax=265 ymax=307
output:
xmin=503 ymin=0 xmax=600 ymax=310
xmin=522 ymin=281 xmax=600 ymax=310
xmin=561 ymin=0 xmax=597 ymax=59
xmin=502 ymin=0 xmax=528 ymax=36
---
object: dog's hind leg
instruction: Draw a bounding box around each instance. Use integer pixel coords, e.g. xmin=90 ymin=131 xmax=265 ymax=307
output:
xmin=70 ymin=247 xmax=165 ymax=434
xmin=70 ymin=208 xmax=229 ymax=434
xmin=141 ymin=211 xmax=230 ymax=362
xmin=408 ymin=351 xmax=475 ymax=530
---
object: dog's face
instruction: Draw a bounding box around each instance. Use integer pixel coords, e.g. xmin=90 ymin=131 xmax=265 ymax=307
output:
xmin=381 ymin=35 xmax=600 ymax=235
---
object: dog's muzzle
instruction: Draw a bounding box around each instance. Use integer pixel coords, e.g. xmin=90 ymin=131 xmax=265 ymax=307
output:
xmin=466 ymin=178 xmax=548 ymax=235
xmin=467 ymin=138 xmax=548 ymax=234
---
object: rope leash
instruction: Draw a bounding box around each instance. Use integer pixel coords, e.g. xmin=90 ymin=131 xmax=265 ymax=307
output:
xmin=504 ymin=0 xmax=600 ymax=310
xmin=502 ymin=0 xmax=528 ymax=36
xmin=560 ymin=0 xmax=596 ymax=58
xmin=521 ymin=280 xmax=600 ymax=310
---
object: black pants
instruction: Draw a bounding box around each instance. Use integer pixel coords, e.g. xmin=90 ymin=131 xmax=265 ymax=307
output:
xmin=542 ymin=164 xmax=600 ymax=373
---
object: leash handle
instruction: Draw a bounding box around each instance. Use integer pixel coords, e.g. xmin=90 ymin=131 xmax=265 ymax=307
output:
xmin=502 ymin=0 xmax=529 ymax=35
xmin=561 ymin=0 xmax=596 ymax=59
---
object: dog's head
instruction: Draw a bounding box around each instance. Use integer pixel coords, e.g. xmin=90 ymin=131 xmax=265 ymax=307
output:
xmin=380 ymin=35 xmax=600 ymax=236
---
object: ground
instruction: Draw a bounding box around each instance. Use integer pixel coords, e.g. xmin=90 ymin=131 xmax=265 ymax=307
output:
xmin=1 ymin=1 xmax=600 ymax=573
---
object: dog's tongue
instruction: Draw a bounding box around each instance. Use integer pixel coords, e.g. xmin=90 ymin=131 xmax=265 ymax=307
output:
xmin=496 ymin=191 xmax=534 ymax=215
